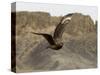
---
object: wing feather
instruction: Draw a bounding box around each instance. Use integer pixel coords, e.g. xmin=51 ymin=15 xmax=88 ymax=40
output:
xmin=31 ymin=32 xmax=55 ymax=45
xmin=53 ymin=14 xmax=73 ymax=42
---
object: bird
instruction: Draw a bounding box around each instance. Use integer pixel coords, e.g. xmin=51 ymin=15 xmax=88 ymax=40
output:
xmin=31 ymin=13 xmax=73 ymax=50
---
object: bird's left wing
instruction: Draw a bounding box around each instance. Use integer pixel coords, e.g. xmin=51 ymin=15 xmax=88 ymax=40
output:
xmin=31 ymin=32 xmax=55 ymax=45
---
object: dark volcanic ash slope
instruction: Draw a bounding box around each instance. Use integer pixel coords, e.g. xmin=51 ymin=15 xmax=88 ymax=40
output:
xmin=14 ymin=12 xmax=97 ymax=72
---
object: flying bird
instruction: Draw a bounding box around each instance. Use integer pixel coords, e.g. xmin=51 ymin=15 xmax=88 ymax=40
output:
xmin=31 ymin=13 xmax=73 ymax=50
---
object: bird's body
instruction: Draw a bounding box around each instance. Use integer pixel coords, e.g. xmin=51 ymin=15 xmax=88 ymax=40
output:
xmin=31 ymin=13 xmax=73 ymax=50
xmin=50 ymin=43 xmax=63 ymax=50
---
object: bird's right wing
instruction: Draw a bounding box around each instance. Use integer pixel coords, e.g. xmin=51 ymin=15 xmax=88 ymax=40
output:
xmin=31 ymin=32 xmax=55 ymax=45
xmin=53 ymin=13 xmax=73 ymax=42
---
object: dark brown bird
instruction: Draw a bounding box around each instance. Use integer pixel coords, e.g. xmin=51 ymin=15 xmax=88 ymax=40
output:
xmin=31 ymin=13 xmax=73 ymax=50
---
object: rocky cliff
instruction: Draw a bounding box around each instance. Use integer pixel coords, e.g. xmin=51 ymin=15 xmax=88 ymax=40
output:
xmin=12 ymin=12 xmax=97 ymax=72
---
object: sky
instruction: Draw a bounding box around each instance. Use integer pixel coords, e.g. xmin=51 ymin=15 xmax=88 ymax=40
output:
xmin=13 ymin=2 xmax=98 ymax=21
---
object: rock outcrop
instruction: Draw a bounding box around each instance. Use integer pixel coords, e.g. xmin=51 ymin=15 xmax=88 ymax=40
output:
xmin=12 ymin=12 xmax=97 ymax=72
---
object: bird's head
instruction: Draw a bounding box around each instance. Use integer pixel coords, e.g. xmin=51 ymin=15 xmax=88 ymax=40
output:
xmin=46 ymin=43 xmax=63 ymax=50
xmin=59 ymin=42 xmax=63 ymax=46
xmin=57 ymin=42 xmax=63 ymax=49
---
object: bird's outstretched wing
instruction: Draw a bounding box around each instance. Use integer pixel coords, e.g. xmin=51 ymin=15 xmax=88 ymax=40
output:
xmin=53 ymin=13 xmax=73 ymax=42
xmin=31 ymin=32 xmax=55 ymax=45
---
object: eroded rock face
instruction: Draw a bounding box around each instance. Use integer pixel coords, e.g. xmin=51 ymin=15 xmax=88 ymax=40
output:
xmin=13 ymin=12 xmax=97 ymax=72
xmin=64 ymin=13 xmax=96 ymax=36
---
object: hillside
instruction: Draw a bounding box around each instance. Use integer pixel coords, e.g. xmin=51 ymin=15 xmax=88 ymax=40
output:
xmin=12 ymin=12 xmax=97 ymax=72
